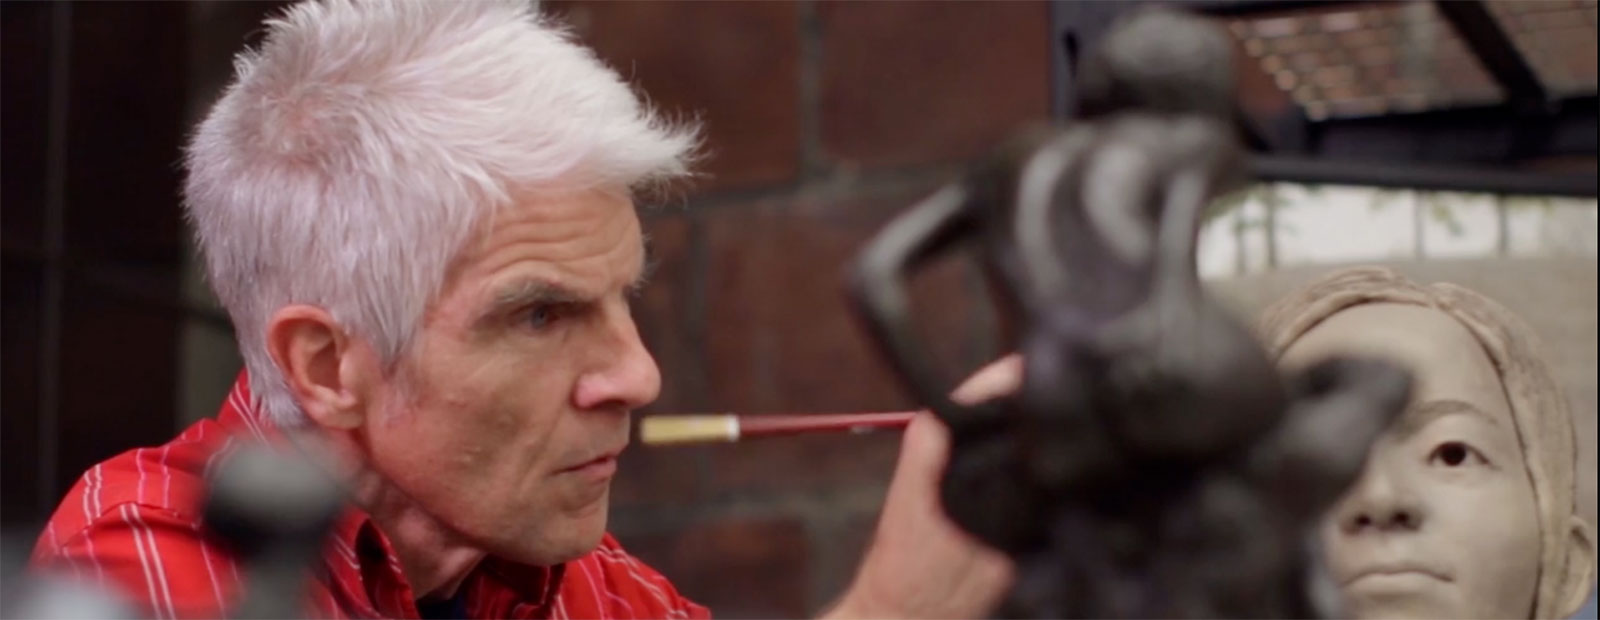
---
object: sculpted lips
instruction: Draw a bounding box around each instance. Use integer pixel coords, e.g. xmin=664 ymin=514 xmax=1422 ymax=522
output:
xmin=1342 ymin=563 xmax=1453 ymax=587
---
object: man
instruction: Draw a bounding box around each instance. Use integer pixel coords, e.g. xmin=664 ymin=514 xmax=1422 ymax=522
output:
xmin=1259 ymin=266 xmax=1596 ymax=619
xmin=28 ymin=1 xmax=1014 ymax=617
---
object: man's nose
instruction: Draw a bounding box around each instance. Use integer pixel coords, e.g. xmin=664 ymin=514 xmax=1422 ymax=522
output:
xmin=571 ymin=305 xmax=662 ymax=412
xmin=1334 ymin=460 xmax=1427 ymax=534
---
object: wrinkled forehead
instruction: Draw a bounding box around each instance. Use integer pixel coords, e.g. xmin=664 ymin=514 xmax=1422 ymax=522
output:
xmin=1280 ymin=302 xmax=1517 ymax=433
xmin=451 ymin=186 xmax=644 ymax=271
xmin=424 ymin=186 xmax=646 ymax=323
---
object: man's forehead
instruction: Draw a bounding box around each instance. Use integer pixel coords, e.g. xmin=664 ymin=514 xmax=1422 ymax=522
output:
xmin=456 ymin=188 xmax=642 ymax=266
xmin=426 ymin=198 xmax=646 ymax=327
xmin=483 ymin=241 xmax=647 ymax=298
xmin=458 ymin=185 xmax=637 ymax=249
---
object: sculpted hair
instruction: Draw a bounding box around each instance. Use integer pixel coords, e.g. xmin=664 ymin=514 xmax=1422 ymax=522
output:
xmin=184 ymin=0 xmax=700 ymax=426
xmin=1258 ymin=266 xmax=1582 ymax=619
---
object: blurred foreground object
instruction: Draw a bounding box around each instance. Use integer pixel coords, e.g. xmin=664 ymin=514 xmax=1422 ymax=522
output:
xmin=0 ymin=571 xmax=137 ymax=620
xmin=201 ymin=442 xmax=346 ymax=619
xmin=4 ymin=442 xmax=345 ymax=619
xmin=850 ymin=8 xmax=1413 ymax=617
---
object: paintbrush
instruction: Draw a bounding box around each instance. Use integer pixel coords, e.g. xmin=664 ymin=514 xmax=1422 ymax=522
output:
xmin=640 ymin=411 xmax=919 ymax=445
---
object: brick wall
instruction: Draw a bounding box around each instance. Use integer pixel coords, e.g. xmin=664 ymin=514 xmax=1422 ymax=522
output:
xmin=545 ymin=2 xmax=1051 ymax=616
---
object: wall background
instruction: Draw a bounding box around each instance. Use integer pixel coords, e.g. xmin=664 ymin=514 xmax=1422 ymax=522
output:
xmin=3 ymin=2 xmax=1593 ymax=618
xmin=546 ymin=3 xmax=1050 ymax=614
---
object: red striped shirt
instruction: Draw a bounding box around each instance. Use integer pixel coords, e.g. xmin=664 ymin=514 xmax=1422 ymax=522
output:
xmin=30 ymin=374 xmax=709 ymax=620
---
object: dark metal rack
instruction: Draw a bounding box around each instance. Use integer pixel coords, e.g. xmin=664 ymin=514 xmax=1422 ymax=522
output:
xmin=1053 ymin=0 xmax=1598 ymax=197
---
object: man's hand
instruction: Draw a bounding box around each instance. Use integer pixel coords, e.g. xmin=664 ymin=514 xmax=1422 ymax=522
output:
xmin=826 ymin=356 xmax=1022 ymax=619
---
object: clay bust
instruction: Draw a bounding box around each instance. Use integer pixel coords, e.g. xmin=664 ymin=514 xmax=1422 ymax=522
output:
xmin=1258 ymin=267 xmax=1595 ymax=619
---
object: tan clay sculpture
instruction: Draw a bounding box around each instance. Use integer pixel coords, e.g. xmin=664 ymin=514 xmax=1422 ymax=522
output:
xmin=1259 ymin=266 xmax=1595 ymax=619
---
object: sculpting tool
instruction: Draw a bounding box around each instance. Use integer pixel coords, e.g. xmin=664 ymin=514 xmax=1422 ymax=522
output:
xmin=639 ymin=412 xmax=918 ymax=445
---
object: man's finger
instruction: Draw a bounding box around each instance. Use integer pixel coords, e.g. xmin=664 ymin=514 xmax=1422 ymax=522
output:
xmin=950 ymin=354 xmax=1023 ymax=405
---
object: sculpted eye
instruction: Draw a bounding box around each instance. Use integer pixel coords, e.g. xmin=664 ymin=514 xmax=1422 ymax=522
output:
xmin=1428 ymin=441 xmax=1487 ymax=468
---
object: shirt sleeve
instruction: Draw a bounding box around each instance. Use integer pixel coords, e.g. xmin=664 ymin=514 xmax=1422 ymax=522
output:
xmin=36 ymin=502 xmax=242 ymax=620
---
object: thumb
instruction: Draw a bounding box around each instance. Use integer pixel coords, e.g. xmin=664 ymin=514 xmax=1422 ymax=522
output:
xmin=891 ymin=412 xmax=951 ymax=502
xmin=892 ymin=354 xmax=1023 ymax=509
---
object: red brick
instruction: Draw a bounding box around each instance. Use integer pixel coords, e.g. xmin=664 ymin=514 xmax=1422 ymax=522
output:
xmin=701 ymin=432 xmax=901 ymax=500
xmin=1232 ymin=29 xmax=1295 ymax=128
xmin=702 ymin=199 xmax=897 ymax=414
xmin=807 ymin=511 xmax=880 ymax=610
xmin=551 ymin=1 xmax=802 ymax=192
xmin=701 ymin=189 xmax=982 ymax=413
xmin=1535 ymin=25 xmax=1598 ymax=90
xmin=819 ymin=1 xmax=1052 ymax=169
xmin=611 ymin=441 xmax=708 ymax=509
xmin=614 ymin=515 xmax=811 ymax=618
xmin=635 ymin=212 xmax=700 ymax=414
xmin=696 ymin=186 xmax=997 ymax=496
xmin=613 ymin=213 xmax=705 ymax=508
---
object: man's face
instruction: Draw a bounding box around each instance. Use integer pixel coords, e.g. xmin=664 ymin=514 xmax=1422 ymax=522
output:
xmin=362 ymin=188 xmax=660 ymax=565
xmin=1281 ymin=303 xmax=1541 ymax=620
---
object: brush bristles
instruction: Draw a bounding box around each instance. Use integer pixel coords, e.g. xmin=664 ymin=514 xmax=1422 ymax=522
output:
xmin=640 ymin=415 xmax=740 ymax=445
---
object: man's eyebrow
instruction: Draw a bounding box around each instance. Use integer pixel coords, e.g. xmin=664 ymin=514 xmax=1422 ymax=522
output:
xmin=1392 ymin=398 xmax=1502 ymax=439
xmin=478 ymin=279 xmax=587 ymax=322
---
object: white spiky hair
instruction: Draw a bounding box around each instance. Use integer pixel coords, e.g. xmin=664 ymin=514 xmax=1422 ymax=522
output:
xmin=184 ymin=0 xmax=700 ymax=425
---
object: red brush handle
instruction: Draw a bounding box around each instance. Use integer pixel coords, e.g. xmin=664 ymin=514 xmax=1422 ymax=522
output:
xmin=736 ymin=411 xmax=920 ymax=437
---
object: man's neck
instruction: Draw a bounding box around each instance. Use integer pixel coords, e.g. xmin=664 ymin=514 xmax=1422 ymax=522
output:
xmin=354 ymin=474 xmax=487 ymax=600
xmin=302 ymin=431 xmax=487 ymax=600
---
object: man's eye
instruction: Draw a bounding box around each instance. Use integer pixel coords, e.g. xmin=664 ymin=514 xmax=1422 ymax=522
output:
xmin=1428 ymin=441 xmax=1487 ymax=468
xmin=527 ymin=305 xmax=559 ymax=329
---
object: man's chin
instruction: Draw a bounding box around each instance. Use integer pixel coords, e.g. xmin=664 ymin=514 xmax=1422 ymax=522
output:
xmin=494 ymin=510 xmax=610 ymax=566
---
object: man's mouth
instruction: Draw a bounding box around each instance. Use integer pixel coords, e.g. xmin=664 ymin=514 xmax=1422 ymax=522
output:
xmin=556 ymin=450 xmax=623 ymax=478
xmin=1342 ymin=564 xmax=1452 ymax=587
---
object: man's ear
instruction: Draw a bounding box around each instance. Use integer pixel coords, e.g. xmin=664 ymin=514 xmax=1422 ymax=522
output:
xmin=265 ymin=305 xmax=374 ymax=430
xmin=1557 ymin=514 xmax=1596 ymax=618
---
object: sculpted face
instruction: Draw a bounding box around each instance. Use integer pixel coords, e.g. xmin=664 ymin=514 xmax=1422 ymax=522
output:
xmin=362 ymin=187 xmax=660 ymax=565
xmin=1280 ymin=303 xmax=1542 ymax=620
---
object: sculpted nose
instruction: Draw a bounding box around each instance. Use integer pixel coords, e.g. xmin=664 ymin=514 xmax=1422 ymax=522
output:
xmin=1336 ymin=462 xmax=1427 ymax=534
